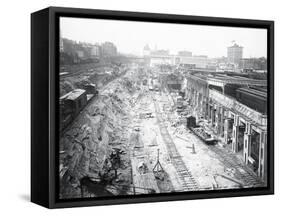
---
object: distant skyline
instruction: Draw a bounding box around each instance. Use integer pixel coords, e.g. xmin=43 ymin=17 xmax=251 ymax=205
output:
xmin=60 ymin=17 xmax=267 ymax=58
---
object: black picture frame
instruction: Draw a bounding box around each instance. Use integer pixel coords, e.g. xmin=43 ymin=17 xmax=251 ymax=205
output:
xmin=31 ymin=6 xmax=274 ymax=209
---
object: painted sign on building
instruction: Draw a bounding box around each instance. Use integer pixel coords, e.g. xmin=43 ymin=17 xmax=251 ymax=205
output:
xmin=209 ymin=89 xmax=267 ymax=126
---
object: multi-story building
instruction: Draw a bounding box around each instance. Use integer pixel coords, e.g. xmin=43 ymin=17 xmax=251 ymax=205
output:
xmin=177 ymin=56 xmax=209 ymax=68
xmin=91 ymin=44 xmax=101 ymax=57
xmin=239 ymin=57 xmax=267 ymax=71
xmin=150 ymin=49 xmax=170 ymax=56
xmin=227 ymin=43 xmax=243 ymax=64
xmin=76 ymin=50 xmax=84 ymax=58
xmin=184 ymin=71 xmax=267 ymax=182
xmin=101 ymin=42 xmax=117 ymax=56
xmin=178 ymin=51 xmax=192 ymax=57
xmin=143 ymin=44 xmax=151 ymax=56
xmin=144 ymin=47 xmax=210 ymax=68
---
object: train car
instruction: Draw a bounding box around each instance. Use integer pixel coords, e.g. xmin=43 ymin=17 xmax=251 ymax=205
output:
xmin=60 ymin=100 xmax=74 ymax=131
xmin=60 ymin=89 xmax=87 ymax=131
xmin=59 ymin=84 xmax=100 ymax=132
xmin=190 ymin=127 xmax=217 ymax=145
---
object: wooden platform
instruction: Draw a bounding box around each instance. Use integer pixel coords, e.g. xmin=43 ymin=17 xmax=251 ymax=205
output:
xmin=131 ymin=156 xmax=160 ymax=194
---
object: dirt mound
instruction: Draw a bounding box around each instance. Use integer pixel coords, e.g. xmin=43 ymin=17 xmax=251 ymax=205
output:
xmin=59 ymin=75 xmax=139 ymax=198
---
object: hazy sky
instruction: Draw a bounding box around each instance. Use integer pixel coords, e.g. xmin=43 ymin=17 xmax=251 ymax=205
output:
xmin=60 ymin=17 xmax=267 ymax=58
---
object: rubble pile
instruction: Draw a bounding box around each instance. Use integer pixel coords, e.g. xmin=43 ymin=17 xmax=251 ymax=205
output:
xmin=60 ymin=76 xmax=139 ymax=198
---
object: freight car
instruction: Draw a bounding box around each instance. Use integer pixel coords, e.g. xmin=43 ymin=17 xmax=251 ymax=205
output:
xmin=190 ymin=127 xmax=217 ymax=145
xmin=60 ymin=85 xmax=99 ymax=132
xmin=60 ymin=89 xmax=87 ymax=131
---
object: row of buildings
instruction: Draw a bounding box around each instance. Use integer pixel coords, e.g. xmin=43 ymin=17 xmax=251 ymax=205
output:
xmin=60 ymin=38 xmax=118 ymax=64
xmin=143 ymin=45 xmax=209 ymax=68
xmin=142 ymin=44 xmax=267 ymax=72
xmin=182 ymin=70 xmax=267 ymax=182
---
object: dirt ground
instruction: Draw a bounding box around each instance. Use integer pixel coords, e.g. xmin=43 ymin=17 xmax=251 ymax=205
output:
xmin=59 ymin=66 xmax=140 ymax=198
xmin=59 ymin=65 xmax=263 ymax=199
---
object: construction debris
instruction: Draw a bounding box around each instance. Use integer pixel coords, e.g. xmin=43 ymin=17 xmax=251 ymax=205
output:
xmin=59 ymin=63 xmax=265 ymax=199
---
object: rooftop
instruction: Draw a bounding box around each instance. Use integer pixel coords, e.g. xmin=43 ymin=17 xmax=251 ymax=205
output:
xmin=228 ymin=43 xmax=243 ymax=48
xmin=189 ymin=71 xmax=267 ymax=87
xmin=237 ymin=87 xmax=267 ymax=98
xmin=85 ymin=83 xmax=96 ymax=87
xmin=60 ymin=89 xmax=86 ymax=101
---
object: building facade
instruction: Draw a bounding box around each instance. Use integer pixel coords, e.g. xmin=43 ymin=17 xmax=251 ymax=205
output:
xmin=101 ymin=42 xmax=117 ymax=56
xmin=143 ymin=44 xmax=151 ymax=56
xmin=143 ymin=46 xmax=210 ymax=68
xmin=177 ymin=56 xmax=209 ymax=68
xmin=227 ymin=43 xmax=243 ymax=64
xmin=239 ymin=57 xmax=267 ymax=71
xmin=178 ymin=50 xmax=192 ymax=57
xmin=91 ymin=44 xmax=101 ymax=57
xmin=184 ymin=72 xmax=267 ymax=182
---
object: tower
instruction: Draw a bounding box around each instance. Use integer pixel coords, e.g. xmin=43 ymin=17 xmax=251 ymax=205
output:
xmin=143 ymin=44 xmax=150 ymax=56
xmin=227 ymin=43 xmax=243 ymax=64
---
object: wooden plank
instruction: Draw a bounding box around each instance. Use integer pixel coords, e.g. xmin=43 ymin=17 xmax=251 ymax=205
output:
xmin=131 ymin=157 xmax=160 ymax=194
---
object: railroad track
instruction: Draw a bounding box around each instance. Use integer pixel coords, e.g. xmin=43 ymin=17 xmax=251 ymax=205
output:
xmin=186 ymin=118 xmax=264 ymax=187
xmin=60 ymin=72 xmax=128 ymax=137
xmin=153 ymin=96 xmax=199 ymax=191
xmin=208 ymin=146 xmax=264 ymax=187
xmin=152 ymin=93 xmax=263 ymax=189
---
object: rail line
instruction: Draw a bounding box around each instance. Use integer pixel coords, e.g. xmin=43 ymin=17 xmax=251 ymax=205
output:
xmin=184 ymin=114 xmax=263 ymax=187
xmin=60 ymin=71 xmax=128 ymax=138
xmin=208 ymin=146 xmax=264 ymax=187
xmin=152 ymin=95 xmax=199 ymax=191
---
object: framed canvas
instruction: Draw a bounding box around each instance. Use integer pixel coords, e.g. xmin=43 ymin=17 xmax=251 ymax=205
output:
xmin=31 ymin=6 xmax=274 ymax=208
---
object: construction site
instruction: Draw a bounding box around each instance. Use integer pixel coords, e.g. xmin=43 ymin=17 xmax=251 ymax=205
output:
xmin=58 ymin=61 xmax=266 ymax=199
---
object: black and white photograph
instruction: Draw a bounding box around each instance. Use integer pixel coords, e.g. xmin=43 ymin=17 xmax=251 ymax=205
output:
xmin=58 ymin=17 xmax=269 ymax=199
xmin=0 ymin=0 xmax=280 ymax=213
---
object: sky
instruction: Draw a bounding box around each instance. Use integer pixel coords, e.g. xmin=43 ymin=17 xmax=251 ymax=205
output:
xmin=60 ymin=17 xmax=267 ymax=58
